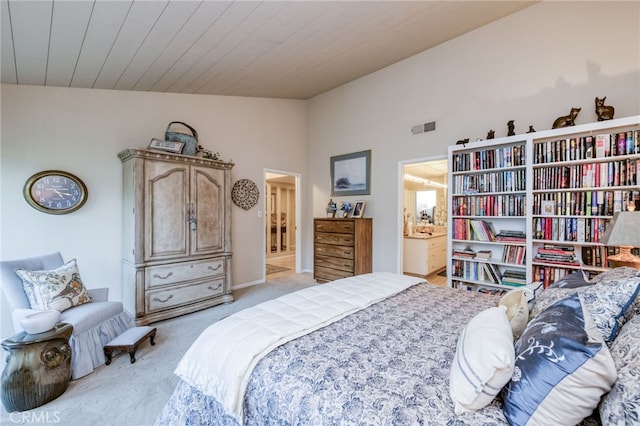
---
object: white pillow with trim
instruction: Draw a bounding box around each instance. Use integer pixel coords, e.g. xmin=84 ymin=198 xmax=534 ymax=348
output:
xmin=449 ymin=305 xmax=515 ymax=414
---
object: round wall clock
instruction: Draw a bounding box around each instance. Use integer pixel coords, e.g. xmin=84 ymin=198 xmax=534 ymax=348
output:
xmin=24 ymin=170 xmax=88 ymax=214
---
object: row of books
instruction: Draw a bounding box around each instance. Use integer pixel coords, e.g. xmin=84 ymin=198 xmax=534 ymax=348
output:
xmin=534 ymin=159 xmax=639 ymax=190
xmin=581 ymin=246 xmax=620 ymax=268
xmin=502 ymin=245 xmax=526 ymax=265
xmin=533 ymin=244 xmax=579 ymax=266
xmin=452 ymin=194 xmax=526 ymax=217
xmin=532 ymin=190 xmax=639 ymax=217
xmin=452 ymin=219 xmax=496 ymax=241
xmin=532 ymin=217 xmax=610 ymax=243
xmin=451 ymin=259 xmax=502 ymax=284
xmin=532 ymin=266 xmax=596 ymax=288
xmin=533 ymin=131 xmax=640 ymax=165
xmin=452 ymin=169 xmax=526 ymax=194
xmin=452 ymin=144 xmax=526 ymax=172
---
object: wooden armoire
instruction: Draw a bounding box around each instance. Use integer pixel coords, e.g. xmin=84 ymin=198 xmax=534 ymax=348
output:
xmin=118 ymin=148 xmax=234 ymax=325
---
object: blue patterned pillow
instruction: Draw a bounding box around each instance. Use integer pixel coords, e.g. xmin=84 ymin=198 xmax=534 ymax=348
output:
xmin=600 ymin=314 xmax=640 ymax=424
xmin=530 ymin=276 xmax=640 ymax=344
xmin=503 ymin=294 xmax=617 ymax=426
xmin=547 ymin=270 xmax=590 ymax=289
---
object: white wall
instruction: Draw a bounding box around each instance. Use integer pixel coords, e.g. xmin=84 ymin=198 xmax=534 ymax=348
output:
xmin=305 ymin=1 xmax=640 ymax=274
xmin=0 ymin=85 xmax=306 ymax=338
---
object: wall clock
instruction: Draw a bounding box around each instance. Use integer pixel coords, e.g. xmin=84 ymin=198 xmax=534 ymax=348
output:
xmin=24 ymin=170 xmax=88 ymax=214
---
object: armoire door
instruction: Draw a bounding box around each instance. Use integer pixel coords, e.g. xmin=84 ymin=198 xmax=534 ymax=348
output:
xmin=144 ymin=160 xmax=189 ymax=261
xmin=190 ymin=165 xmax=225 ymax=255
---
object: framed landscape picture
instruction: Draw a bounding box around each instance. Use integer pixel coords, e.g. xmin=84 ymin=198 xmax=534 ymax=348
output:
xmin=330 ymin=150 xmax=371 ymax=196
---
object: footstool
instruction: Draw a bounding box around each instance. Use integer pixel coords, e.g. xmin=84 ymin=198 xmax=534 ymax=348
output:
xmin=104 ymin=326 xmax=156 ymax=365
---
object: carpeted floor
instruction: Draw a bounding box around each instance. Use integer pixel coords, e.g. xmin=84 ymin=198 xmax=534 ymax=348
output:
xmin=0 ymin=273 xmax=318 ymax=426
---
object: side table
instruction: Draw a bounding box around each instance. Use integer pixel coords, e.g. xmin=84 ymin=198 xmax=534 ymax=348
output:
xmin=1 ymin=323 xmax=73 ymax=412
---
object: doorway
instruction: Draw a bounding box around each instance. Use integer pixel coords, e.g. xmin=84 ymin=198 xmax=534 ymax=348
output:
xmin=400 ymin=157 xmax=448 ymax=285
xmin=265 ymin=170 xmax=300 ymax=278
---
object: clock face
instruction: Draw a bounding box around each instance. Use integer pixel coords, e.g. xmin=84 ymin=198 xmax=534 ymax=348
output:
xmin=24 ymin=171 xmax=88 ymax=214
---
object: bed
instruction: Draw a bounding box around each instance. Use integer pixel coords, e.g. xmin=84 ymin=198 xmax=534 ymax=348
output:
xmin=156 ymin=270 xmax=640 ymax=426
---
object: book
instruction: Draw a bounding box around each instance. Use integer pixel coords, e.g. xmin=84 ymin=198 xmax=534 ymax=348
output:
xmin=595 ymin=134 xmax=607 ymax=158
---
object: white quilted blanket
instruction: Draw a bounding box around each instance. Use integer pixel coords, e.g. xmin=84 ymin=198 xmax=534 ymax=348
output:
xmin=174 ymin=272 xmax=425 ymax=423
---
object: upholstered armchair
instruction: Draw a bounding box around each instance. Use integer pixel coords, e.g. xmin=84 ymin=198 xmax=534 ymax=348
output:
xmin=1 ymin=252 xmax=133 ymax=379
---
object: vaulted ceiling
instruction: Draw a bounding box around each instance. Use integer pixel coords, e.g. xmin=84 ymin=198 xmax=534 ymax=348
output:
xmin=1 ymin=1 xmax=536 ymax=100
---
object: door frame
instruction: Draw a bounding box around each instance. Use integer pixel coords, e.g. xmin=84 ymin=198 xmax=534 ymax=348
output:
xmin=397 ymin=155 xmax=447 ymax=275
xmin=263 ymin=168 xmax=301 ymax=279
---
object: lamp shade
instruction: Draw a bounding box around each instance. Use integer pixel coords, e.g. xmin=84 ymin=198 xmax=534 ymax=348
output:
xmin=601 ymin=211 xmax=640 ymax=247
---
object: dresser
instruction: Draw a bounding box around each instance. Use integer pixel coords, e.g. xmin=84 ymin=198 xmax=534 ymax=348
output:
xmin=313 ymin=218 xmax=372 ymax=283
xmin=118 ymin=148 xmax=234 ymax=325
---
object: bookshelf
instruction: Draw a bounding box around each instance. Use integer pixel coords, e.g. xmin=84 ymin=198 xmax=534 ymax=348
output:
xmin=447 ymin=115 xmax=640 ymax=292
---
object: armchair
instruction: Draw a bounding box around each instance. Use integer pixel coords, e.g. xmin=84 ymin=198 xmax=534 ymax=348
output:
xmin=1 ymin=252 xmax=133 ymax=379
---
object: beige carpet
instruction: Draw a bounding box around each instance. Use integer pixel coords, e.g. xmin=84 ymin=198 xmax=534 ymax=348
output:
xmin=0 ymin=273 xmax=318 ymax=426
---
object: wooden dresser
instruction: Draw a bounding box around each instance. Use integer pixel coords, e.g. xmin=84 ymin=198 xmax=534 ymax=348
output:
xmin=118 ymin=148 xmax=234 ymax=325
xmin=313 ymin=218 xmax=372 ymax=283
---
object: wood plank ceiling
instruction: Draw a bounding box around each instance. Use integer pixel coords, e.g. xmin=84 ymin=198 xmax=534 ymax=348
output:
xmin=1 ymin=1 xmax=536 ymax=100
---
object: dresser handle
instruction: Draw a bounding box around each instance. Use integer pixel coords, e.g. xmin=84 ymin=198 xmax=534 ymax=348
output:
xmin=152 ymin=272 xmax=173 ymax=280
xmin=208 ymin=283 xmax=222 ymax=291
xmin=152 ymin=294 xmax=173 ymax=303
xmin=208 ymin=264 xmax=222 ymax=271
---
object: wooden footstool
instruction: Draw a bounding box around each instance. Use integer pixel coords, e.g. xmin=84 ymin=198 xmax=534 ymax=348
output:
xmin=104 ymin=326 xmax=156 ymax=365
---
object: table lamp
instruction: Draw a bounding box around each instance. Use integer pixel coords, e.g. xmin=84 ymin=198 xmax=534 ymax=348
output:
xmin=601 ymin=211 xmax=640 ymax=269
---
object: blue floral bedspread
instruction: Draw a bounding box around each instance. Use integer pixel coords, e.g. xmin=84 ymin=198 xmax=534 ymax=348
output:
xmin=156 ymin=283 xmax=509 ymax=425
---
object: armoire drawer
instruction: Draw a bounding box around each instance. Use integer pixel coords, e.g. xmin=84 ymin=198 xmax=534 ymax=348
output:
xmin=146 ymin=258 xmax=224 ymax=288
xmin=314 ymin=266 xmax=354 ymax=283
xmin=314 ymin=220 xmax=355 ymax=234
xmin=146 ymin=278 xmax=224 ymax=312
xmin=315 ymin=255 xmax=354 ymax=272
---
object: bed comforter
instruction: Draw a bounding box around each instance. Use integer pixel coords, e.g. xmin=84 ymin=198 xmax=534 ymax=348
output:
xmin=157 ymin=273 xmax=514 ymax=425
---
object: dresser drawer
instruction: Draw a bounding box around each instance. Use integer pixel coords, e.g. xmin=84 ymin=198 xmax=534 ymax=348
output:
xmin=314 ymin=266 xmax=354 ymax=283
xmin=146 ymin=278 xmax=224 ymax=312
xmin=314 ymin=220 xmax=355 ymax=234
xmin=315 ymin=232 xmax=355 ymax=246
xmin=146 ymin=258 xmax=224 ymax=288
xmin=315 ymin=243 xmax=355 ymax=259
xmin=315 ymin=255 xmax=354 ymax=272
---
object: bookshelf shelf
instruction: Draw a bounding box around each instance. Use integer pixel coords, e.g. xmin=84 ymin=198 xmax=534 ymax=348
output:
xmin=448 ymin=115 xmax=640 ymax=291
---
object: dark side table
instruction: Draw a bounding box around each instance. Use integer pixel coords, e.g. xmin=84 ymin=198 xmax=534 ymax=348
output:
xmin=1 ymin=323 xmax=73 ymax=412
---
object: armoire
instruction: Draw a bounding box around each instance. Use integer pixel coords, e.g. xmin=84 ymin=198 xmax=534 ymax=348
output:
xmin=118 ymin=148 xmax=234 ymax=325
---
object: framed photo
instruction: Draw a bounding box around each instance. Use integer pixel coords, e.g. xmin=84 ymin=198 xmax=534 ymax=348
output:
xmin=351 ymin=200 xmax=366 ymax=218
xmin=541 ymin=200 xmax=555 ymax=215
xmin=330 ymin=150 xmax=371 ymax=196
xmin=148 ymin=138 xmax=185 ymax=154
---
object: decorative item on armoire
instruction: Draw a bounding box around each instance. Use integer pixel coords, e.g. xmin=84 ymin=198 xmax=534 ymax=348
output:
xmin=165 ymin=121 xmax=198 ymax=156
xmin=507 ymin=120 xmax=515 ymax=136
xmin=552 ymin=107 xmax=581 ymax=128
xmin=231 ymin=179 xmax=259 ymax=210
xmin=595 ymin=96 xmax=615 ymax=121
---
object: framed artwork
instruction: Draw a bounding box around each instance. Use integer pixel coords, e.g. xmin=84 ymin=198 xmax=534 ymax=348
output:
xmin=148 ymin=138 xmax=185 ymax=153
xmin=330 ymin=150 xmax=371 ymax=196
xmin=351 ymin=200 xmax=366 ymax=218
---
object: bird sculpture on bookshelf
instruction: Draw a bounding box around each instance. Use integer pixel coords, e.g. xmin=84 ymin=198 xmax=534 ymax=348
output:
xmin=487 ymin=129 xmax=495 ymax=139
xmin=527 ymin=125 xmax=536 ymax=133
xmin=456 ymin=138 xmax=469 ymax=146
xmin=507 ymin=120 xmax=515 ymax=136
xmin=552 ymin=107 xmax=581 ymax=128
xmin=595 ymin=96 xmax=615 ymax=121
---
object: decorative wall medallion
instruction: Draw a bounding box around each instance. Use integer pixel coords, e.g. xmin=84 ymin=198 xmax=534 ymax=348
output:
xmin=231 ymin=179 xmax=259 ymax=210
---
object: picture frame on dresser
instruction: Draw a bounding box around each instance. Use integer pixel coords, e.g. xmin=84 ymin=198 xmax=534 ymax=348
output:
xmin=148 ymin=138 xmax=185 ymax=153
xmin=331 ymin=150 xmax=371 ymax=196
xmin=352 ymin=200 xmax=366 ymax=218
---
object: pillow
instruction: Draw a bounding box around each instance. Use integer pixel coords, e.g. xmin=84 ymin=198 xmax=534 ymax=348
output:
xmin=499 ymin=289 xmax=529 ymax=339
xmin=547 ymin=270 xmax=591 ymax=289
xmin=591 ymin=266 xmax=640 ymax=284
xmin=600 ymin=314 xmax=640 ymax=425
xmin=529 ymin=276 xmax=640 ymax=344
xmin=449 ymin=305 xmax=514 ymax=414
xmin=16 ymin=259 xmax=92 ymax=312
xmin=503 ymin=294 xmax=617 ymax=426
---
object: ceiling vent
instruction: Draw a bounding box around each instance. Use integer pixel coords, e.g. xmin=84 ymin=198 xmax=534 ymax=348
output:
xmin=411 ymin=121 xmax=436 ymax=135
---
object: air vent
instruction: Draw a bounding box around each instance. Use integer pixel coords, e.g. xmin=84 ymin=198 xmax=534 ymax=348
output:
xmin=411 ymin=121 xmax=436 ymax=135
